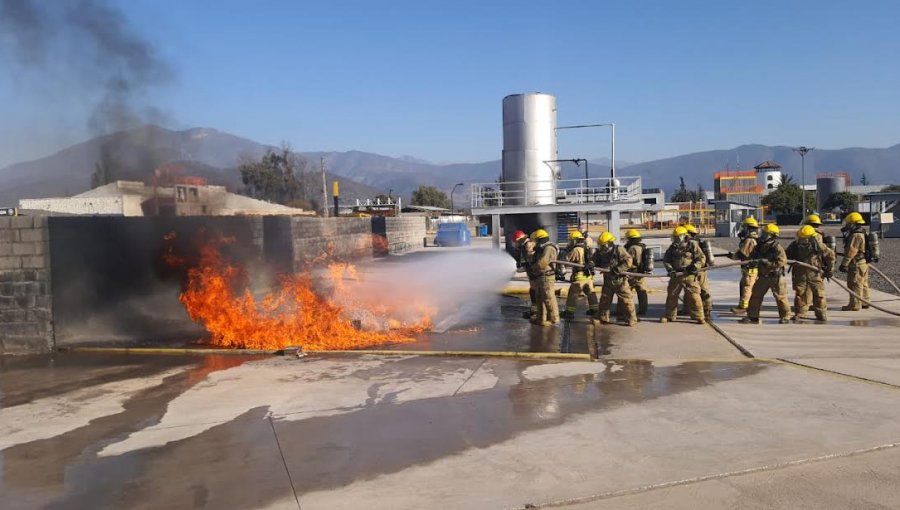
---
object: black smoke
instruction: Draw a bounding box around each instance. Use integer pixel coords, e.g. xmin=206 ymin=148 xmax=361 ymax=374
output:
xmin=0 ymin=0 xmax=175 ymax=184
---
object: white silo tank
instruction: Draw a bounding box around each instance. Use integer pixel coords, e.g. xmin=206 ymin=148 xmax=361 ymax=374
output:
xmin=501 ymin=93 xmax=558 ymax=206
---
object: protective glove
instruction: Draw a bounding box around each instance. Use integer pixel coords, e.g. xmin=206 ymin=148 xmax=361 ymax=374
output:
xmin=609 ymin=267 xmax=621 ymax=278
xmin=725 ymin=251 xmax=734 ymax=258
xmin=838 ymin=263 xmax=848 ymax=273
xmin=685 ymin=265 xmax=698 ymax=275
xmin=583 ymin=263 xmax=594 ymax=276
xmin=667 ymin=270 xmax=677 ymax=279
xmin=823 ymin=268 xmax=833 ymax=279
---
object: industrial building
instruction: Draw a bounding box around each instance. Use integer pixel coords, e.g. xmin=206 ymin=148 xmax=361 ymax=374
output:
xmin=470 ymin=93 xmax=643 ymax=246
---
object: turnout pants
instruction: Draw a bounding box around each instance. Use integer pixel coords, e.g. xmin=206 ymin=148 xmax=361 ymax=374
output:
xmin=665 ymin=274 xmax=704 ymax=321
xmin=846 ymin=261 xmax=870 ymax=310
xmin=599 ymin=275 xmax=635 ymax=323
xmin=535 ymin=275 xmax=560 ymax=323
xmin=792 ymin=269 xmax=827 ymax=318
xmin=565 ymin=278 xmax=598 ymax=314
xmin=737 ymin=267 xmax=758 ymax=309
xmin=747 ymin=274 xmax=791 ymax=320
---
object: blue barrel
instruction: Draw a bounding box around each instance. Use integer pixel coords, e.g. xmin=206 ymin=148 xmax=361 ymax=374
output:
xmin=478 ymin=224 xmax=488 ymax=237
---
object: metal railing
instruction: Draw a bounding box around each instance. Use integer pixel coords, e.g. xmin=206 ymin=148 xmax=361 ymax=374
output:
xmin=471 ymin=176 xmax=642 ymax=209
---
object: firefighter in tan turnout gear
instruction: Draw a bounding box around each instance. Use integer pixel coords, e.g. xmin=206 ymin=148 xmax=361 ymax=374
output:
xmin=729 ymin=217 xmax=760 ymax=314
xmin=592 ymin=232 xmax=637 ymax=326
xmin=661 ymin=226 xmax=706 ymax=324
xmin=528 ymin=229 xmax=560 ymax=326
xmin=561 ymin=231 xmax=598 ymax=319
xmin=623 ymin=229 xmax=650 ymax=316
xmin=741 ymin=224 xmax=791 ymax=324
xmin=685 ymin=224 xmax=713 ymax=318
xmin=786 ymin=225 xmax=835 ymax=322
xmin=511 ymin=230 xmax=538 ymax=319
xmin=839 ymin=212 xmax=872 ymax=311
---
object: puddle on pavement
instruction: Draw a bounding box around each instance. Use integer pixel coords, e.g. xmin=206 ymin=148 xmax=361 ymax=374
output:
xmin=0 ymin=355 xmax=768 ymax=508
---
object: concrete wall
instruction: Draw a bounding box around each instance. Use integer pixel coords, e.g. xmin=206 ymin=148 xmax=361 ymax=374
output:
xmin=0 ymin=217 xmax=54 ymax=353
xmin=2 ymin=214 xmax=426 ymax=352
xmin=384 ymin=216 xmax=427 ymax=255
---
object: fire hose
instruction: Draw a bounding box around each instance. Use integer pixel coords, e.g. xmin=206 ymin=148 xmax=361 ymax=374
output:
xmin=832 ymin=251 xmax=900 ymax=296
xmin=551 ymin=259 xmax=900 ymax=318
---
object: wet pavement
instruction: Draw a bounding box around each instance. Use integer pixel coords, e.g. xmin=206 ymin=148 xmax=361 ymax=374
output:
xmin=4 ymin=242 xmax=900 ymax=509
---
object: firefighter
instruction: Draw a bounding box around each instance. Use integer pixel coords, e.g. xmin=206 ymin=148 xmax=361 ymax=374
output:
xmin=741 ymin=223 xmax=791 ymax=324
xmin=839 ymin=212 xmax=870 ymax=311
xmin=684 ymin=224 xmax=713 ymax=318
xmin=623 ymin=229 xmax=649 ymax=316
xmin=592 ymin=231 xmax=636 ymax=326
xmin=661 ymin=226 xmax=706 ymax=324
xmin=804 ymin=214 xmax=825 ymax=241
xmin=512 ymin=230 xmax=538 ymax=319
xmin=561 ymin=231 xmax=598 ymax=319
xmin=528 ymin=229 xmax=560 ymax=326
xmin=786 ymin=225 xmax=835 ymax=322
xmin=728 ymin=217 xmax=760 ymax=314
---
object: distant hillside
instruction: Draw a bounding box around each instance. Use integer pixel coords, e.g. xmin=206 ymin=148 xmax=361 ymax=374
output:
xmin=0 ymin=126 xmax=382 ymax=206
xmin=2 ymin=125 xmax=898 ymax=208
xmin=626 ymin=144 xmax=900 ymax=194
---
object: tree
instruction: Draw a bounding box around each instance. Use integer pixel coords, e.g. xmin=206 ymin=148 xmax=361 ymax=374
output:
xmin=823 ymin=192 xmax=859 ymax=214
xmin=411 ymin=185 xmax=450 ymax=208
xmin=238 ymin=144 xmax=309 ymax=207
xmin=762 ymin=181 xmax=815 ymax=214
xmin=671 ymin=177 xmax=693 ymax=202
xmin=882 ymin=184 xmax=900 ymax=192
xmin=860 ymin=173 xmax=868 ymax=185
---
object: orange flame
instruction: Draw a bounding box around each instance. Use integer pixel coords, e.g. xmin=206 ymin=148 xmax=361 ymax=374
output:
xmin=171 ymin=234 xmax=430 ymax=350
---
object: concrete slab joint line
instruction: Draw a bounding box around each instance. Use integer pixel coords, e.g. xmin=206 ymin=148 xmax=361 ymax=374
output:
xmin=776 ymin=358 xmax=900 ymax=390
xmin=530 ymin=442 xmax=900 ymax=509
xmin=268 ymin=416 xmax=302 ymax=510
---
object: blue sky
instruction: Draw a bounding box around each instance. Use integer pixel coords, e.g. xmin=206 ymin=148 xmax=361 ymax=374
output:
xmin=2 ymin=0 xmax=899 ymax=168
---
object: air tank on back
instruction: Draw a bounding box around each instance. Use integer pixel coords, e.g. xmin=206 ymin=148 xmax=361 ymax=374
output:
xmin=816 ymin=175 xmax=846 ymax=213
xmin=501 ymin=93 xmax=559 ymax=245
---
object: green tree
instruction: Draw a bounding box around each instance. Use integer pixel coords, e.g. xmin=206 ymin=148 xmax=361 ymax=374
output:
xmin=823 ymin=191 xmax=859 ymax=214
xmin=671 ymin=177 xmax=693 ymax=202
xmin=762 ymin=181 xmax=816 ymax=214
xmin=411 ymin=185 xmax=450 ymax=208
xmin=881 ymin=184 xmax=900 ymax=192
xmin=860 ymin=173 xmax=868 ymax=185
xmin=238 ymin=144 xmax=308 ymax=207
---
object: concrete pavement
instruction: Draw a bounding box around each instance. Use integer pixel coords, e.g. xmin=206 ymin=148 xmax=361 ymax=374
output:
xmin=2 ymin=243 xmax=900 ymax=509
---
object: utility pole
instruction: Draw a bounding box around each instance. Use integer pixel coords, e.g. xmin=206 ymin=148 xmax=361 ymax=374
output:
xmin=792 ymin=146 xmax=814 ymax=215
xmin=320 ymin=156 xmax=329 ymax=217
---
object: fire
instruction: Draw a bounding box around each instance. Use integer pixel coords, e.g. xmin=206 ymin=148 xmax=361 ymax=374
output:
xmin=170 ymin=234 xmax=431 ymax=350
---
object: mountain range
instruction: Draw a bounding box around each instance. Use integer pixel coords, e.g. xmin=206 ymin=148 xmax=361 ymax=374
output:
xmin=1 ymin=125 xmax=898 ymax=208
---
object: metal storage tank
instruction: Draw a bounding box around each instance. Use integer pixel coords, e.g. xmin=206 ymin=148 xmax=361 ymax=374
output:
xmin=817 ymin=175 xmax=846 ymax=212
xmin=501 ymin=93 xmax=558 ymax=206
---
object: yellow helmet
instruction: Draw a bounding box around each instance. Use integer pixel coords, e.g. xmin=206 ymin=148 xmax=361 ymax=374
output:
xmin=625 ymin=229 xmax=641 ymax=239
xmin=683 ymin=224 xmax=698 ymax=235
xmin=843 ymin=211 xmax=865 ymax=225
xmin=764 ymin=223 xmax=780 ymax=236
xmin=568 ymin=230 xmax=584 ymax=240
xmin=805 ymin=214 xmax=822 ymax=226
xmin=743 ymin=217 xmax=759 ymax=228
xmin=798 ymin=225 xmax=816 ymax=238
xmin=598 ymin=231 xmax=616 ymax=244
xmin=673 ymin=226 xmax=688 ymax=237
xmin=530 ymin=228 xmax=550 ymax=241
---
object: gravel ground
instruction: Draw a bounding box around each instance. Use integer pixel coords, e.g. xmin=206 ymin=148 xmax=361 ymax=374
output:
xmin=707 ymin=236 xmax=900 ymax=296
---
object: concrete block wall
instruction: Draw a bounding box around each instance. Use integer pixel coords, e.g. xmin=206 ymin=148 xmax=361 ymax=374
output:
xmin=288 ymin=217 xmax=373 ymax=269
xmin=384 ymin=216 xmax=427 ymax=255
xmin=0 ymin=217 xmax=54 ymax=353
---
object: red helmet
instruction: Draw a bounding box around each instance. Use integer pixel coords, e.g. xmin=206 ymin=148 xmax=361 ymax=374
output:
xmin=512 ymin=230 xmax=527 ymax=241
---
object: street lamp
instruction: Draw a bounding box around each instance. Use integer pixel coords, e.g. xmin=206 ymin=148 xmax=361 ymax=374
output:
xmin=450 ymin=182 xmax=464 ymax=219
xmin=556 ymin=122 xmax=616 ymax=181
xmin=792 ymin=146 xmax=815 ymax=215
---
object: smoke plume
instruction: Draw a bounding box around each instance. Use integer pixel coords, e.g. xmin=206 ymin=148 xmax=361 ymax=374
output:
xmin=0 ymin=0 xmax=174 ymax=182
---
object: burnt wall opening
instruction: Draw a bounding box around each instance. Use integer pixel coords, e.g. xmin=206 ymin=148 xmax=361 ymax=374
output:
xmin=48 ymin=216 xmax=264 ymax=346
